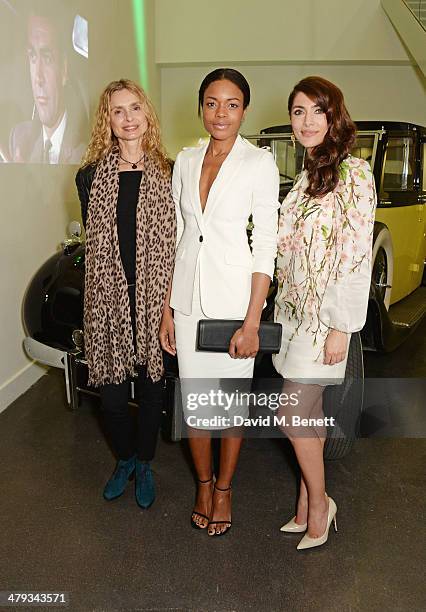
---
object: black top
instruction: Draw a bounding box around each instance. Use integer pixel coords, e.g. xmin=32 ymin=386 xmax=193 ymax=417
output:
xmin=116 ymin=171 xmax=142 ymax=283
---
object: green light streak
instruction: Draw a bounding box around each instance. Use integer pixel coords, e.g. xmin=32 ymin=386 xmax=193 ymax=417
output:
xmin=132 ymin=0 xmax=149 ymax=90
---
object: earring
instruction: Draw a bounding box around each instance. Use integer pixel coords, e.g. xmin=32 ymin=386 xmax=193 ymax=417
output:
xmin=291 ymin=133 xmax=296 ymax=149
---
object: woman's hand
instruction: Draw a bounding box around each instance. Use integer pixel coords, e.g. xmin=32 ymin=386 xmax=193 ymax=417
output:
xmin=159 ymin=308 xmax=176 ymax=356
xmin=323 ymin=329 xmax=348 ymax=365
xmin=229 ymin=324 xmax=259 ymax=359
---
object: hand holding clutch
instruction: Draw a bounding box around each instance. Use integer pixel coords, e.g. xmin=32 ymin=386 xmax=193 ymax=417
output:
xmin=196 ymin=320 xmax=282 ymax=354
xmin=229 ymin=325 xmax=259 ymax=359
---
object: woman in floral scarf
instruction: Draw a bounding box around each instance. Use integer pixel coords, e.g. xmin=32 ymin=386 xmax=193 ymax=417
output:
xmin=274 ymin=76 xmax=376 ymax=550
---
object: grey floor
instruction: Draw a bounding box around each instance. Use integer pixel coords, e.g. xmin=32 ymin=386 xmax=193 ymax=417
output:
xmin=1 ymin=319 xmax=426 ymax=612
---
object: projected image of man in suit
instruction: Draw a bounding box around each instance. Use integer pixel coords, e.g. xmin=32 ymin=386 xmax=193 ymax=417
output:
xmin=9 ymin=6 xmax=87 ymax=164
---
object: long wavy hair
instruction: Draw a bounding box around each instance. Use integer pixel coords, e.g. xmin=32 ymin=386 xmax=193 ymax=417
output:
xmin=288 ymin=76 xmax=356 ymax=198
xmin=81 ymin=79 xmax=170 ymax=175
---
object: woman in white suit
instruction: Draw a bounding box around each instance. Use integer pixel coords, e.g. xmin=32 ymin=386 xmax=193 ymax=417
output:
xmin=160 ymin=69 xmax=279 ymax=536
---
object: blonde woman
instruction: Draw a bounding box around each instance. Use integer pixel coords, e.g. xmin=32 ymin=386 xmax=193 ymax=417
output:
xmin=75 ymin=79 xmax=176 ymax=509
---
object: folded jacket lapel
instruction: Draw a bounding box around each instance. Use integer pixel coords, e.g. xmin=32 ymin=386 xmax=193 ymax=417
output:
xmin=203 ymin=134 xmax=245 ymax=223
xmin=188 ymin=141 xmax=208 ymax=232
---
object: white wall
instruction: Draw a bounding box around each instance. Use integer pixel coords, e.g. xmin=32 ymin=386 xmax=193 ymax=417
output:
xmin=155 ymin=0 xmax=410 ymax=63
xmin=0 ymin=0 xmax=157 ymax=412
xmin=160 ymin=63 xmax=426 ymax=157
xmin=155 ymin=0 xmax=426 ymax=156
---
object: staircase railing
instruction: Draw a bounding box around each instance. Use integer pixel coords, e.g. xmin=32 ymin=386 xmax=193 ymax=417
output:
xmin=404 ymin=0 xmax=426 ymax=30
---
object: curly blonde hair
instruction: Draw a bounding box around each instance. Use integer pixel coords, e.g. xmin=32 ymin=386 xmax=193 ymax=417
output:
xmin=81 ymin=79 xmax=170 ymax=175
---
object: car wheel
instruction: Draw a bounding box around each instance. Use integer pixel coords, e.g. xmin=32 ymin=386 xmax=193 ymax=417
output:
xmin=323 ymin=332 xmax=364 ymax=460
xmin=372 ymin=226 xmax=393 ymax=309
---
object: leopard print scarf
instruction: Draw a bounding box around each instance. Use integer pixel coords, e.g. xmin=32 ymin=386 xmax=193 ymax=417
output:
xmin=84 ymin=147 xmax=176 ymax=386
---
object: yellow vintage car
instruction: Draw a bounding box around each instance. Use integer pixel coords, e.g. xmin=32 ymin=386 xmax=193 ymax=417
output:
xmin=248 ymin=121 xmax=426 ymax=352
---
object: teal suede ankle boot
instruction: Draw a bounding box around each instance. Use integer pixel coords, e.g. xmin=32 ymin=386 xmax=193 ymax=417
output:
xmin=103 ymin=455 xmax=136 ymax=501
xmin=135 ymin=460 xmax=155 ymax=509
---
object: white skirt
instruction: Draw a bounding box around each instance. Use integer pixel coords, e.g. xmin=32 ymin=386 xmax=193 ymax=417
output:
xmin=272 ymin=309 xmax=351 ymax=386
xmin=174 ymin=264 xmax=253 ymax=429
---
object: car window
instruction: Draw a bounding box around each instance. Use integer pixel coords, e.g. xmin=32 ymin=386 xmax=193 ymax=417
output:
xmin=274 ymin=140 xmax=304 ymax=185
xmin=423 ymin=143 xmax=426 ymax=192
xmin=249 ymin=137 xmax=304 ymax=190
xmin=382 ymin=137 xmax=415 ymax=191
xmin=350 ymin=135 xmax=375 ymax=166
xmin=247 ymin=131 xmax=379 ymax=192
xmin=265 ymin=134 xmax=377 ymax=187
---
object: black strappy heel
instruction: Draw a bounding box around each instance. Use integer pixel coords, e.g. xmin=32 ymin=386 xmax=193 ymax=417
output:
xmin=208 ymin=484 xmax=232 ymax=537
xmin=191 ymin=477 xmax=214 ymax=529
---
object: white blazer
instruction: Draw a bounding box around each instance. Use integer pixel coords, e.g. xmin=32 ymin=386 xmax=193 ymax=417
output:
xmin=170 ymin=135 xmax=280 ymax=318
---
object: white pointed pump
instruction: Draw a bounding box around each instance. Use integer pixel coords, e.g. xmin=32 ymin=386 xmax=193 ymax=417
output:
xmin=296 ymin=496 xmax=337 ymax=550
xmin=280 ymin=516 xmax=307 ymax=533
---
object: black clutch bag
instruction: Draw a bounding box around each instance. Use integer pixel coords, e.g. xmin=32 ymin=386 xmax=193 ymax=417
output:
xmin=196 ymin=320 xmax=282 ymax=354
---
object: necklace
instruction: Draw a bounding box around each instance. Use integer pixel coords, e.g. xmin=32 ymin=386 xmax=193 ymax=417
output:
xmin=119 ymin=153 xmax=144 ymax=169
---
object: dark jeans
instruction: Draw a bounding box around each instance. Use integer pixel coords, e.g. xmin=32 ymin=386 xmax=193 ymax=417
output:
xmin=99 ymin=285 xmax=164 ymax=462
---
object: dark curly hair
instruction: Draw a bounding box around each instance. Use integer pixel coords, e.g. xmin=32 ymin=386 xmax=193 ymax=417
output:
xmin=288 ymin=76 xmax=356 ymax=198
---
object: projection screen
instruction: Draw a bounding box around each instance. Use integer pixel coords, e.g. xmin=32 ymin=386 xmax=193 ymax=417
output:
xmin=0 ymin=0 xmax=89 ymax=164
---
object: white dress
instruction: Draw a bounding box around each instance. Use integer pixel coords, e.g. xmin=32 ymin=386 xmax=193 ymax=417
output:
xmin=273 ymin=156 xmax=377 ymax=385
xmin=171 ymin=136 xmax=280 ymax=428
